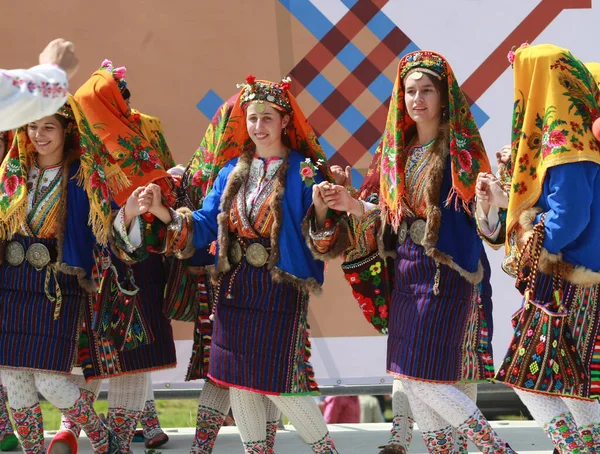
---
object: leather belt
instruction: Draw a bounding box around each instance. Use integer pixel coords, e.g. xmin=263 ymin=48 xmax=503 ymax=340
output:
xmin=397 ymin=219 xmax=427 ymax=246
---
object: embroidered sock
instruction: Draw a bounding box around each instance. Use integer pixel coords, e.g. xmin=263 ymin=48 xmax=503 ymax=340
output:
xmin=388 ymin=380 xmax=414 ymax=450
xmin=59 ymin=391 xmax=109 ymax=453
xmin=457 ymin=409 xmax=515 ymax=453
xmin=577 ymin=423 xmax=599 ymax=453
xmin=309 ymin=433 xmax=339 ymax=454
xmin=59 ymin=388 xmax=97 ymax=438
xmin=242 ymin=439 xmax=268 ymax=453
xmin=421 ymin=425 xmax=454 ymax=453
xmin=190 ymin=405 xmax=226 ymax=454
xmin=0 ymin=386 xmax=14 ymax=437
xmin=141 ymin=399 xmax=165 ymax=439
xmin=108 ymin=407 xmax=141 ymax=453
xmin=11 ymin=403 xmax=45 ymax=453
xmin=542 ymin=412 xmax=586 ymax=453
xmin=264 ymin=395 xmax=280 ymax=454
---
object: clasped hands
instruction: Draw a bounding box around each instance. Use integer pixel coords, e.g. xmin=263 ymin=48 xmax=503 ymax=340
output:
xmin=124 ymin=183 xmax=171 ymax=227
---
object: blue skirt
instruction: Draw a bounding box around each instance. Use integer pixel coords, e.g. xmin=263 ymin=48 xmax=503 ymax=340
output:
xmin=208 ymin=239 xmax=318 ymax=395
xmin=0 ymin=235 xmax=84 ymax=373
xmin=387 ymin=236 xmax=495 ymax=383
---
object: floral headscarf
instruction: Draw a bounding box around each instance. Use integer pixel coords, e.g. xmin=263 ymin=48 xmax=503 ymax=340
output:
xmin=184 ymin=77 xmax=332 ymax=206
xmin=378 ymin=50 xmax=490 ymax=229
xmin=506 ymin=44 xmax=600 ymax=247
xmin=74 ymin=63 xmax=173 ymax=207
xmin=0 ymin=95 xmax=127 ymax=244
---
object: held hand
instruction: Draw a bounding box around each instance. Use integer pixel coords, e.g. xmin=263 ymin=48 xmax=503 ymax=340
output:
xmin=39 ymin=38 xmax=79 ymax=79
xmin=142 ymin=183 xmax=173 ymax=224
xmin=477 ymin=173 xmax=509 ymax=211
xmin=496 ymin=145 xmax=511 ymax=170
xmin=124 ymin=187 xmax=151 ymax=227
xmin=312 ymin=181 xmax=329 ymax=213
xmin=320 ymin=184 xmax=362 ymax=215
xmin=142 ymin=183 xmax=164 ymax=215
xmin=330 ymin=165 xmax=353 ymax=187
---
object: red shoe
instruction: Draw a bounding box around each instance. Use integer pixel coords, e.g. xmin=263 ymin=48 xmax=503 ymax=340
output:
xmin=47 ymin=429 xmax=78 ymax=454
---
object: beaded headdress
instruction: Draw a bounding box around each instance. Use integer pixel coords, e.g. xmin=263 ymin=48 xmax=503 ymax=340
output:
xmin=56 ymin=101 xmax=75 ymax=120
xmin=400 ymin=51 xmax=447 ymax=82
xmin=237 ymin=75 xmax=292 ymax=113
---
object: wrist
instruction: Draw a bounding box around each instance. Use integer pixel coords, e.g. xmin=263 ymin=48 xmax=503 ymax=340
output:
xmin=348 ymin=198 xmax=364 ymax=217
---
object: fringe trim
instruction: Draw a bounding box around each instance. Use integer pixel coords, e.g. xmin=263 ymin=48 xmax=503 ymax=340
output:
xmin=518 ymin=207 xmax=600 ymax=285
xmin=174 ymin=207 xmax=195 ymax=259
xmin=75 ymin=160 xmax=130 ymax=247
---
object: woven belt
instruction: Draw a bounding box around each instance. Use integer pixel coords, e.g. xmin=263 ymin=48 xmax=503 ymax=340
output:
xmin=229 ymin=238 xmax=270 ymax=267
xmin=5 ymin=241 xmax=56 ymax=269
xmin=397 ymin=219 xmax=427 ymax=246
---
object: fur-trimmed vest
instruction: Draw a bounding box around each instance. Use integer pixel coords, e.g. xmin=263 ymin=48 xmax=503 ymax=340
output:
xmin=382 ymin=125 xmax=485 ymax=284
xmin=187 ymin=150 xmax=327 ymax=294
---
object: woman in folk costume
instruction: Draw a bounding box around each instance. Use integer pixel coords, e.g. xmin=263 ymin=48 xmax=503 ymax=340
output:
xmin=172 ymin=94 xmax=283 ymax=454
xmin=477 ymin=44 xmax=600 ymax=453
xmin=308 ymin=51 xmax=515 ymax=453
xmin=0 ymin=96 xmax=125 ymax=453
xmin=49 ymin=60 xmax=178 ymax=453
xmin=0 ymin=131 xmax=18 ymax=452
xmin=131 ymin=76 xmax=340 ymax=453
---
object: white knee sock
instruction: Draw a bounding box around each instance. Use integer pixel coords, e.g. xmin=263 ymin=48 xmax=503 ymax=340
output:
xmin=108 ymin=373 xmax=149 ymax=411
xmin=0 ymin=370 xmax=38 ymax=409
xmin=268 ymin=395 xmax=329 ymax=445
xmin=198 ymin=380 xmax=231 ymax=416
xmin=514 ymin=390 xmax=569 ymax=425
xmin=562 ymin=397 xmax=600 ymax=427
xmin=388 ymin=378 xmax=414 ymax=448
xmin=34 ymin=371 xmax=81 ymax=409
xmin=230 ymin=388 xmax=267 ymax=443
xmin=402 ymin=380 xmax=477 ymax=426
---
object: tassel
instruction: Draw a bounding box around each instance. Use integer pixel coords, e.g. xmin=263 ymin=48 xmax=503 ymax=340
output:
xmin=209 ymin=240 xmax=217 ymax=256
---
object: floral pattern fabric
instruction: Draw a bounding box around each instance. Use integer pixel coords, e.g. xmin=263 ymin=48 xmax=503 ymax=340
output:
xmin=378 ymin=50 xmax=491 ymax=229
xmin=505 ymin=44 xmax=600 ymax=245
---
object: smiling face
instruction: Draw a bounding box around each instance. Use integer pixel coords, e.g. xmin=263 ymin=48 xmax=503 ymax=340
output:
xmin=27 ymin=115 xmax=66 ymax=164
xmin=246 ymin=102 xmax=290 ymax=151
xmin=404 ymin=72 xmax=444 ymax=125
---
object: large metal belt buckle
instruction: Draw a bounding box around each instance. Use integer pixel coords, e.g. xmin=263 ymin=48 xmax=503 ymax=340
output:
xmin=26 ymin=243 xmax=51 ymax=269
xmin=5 ymin=241 xmax=25 ymax=266
xmin=246 ymin=243 xmax=269 ymax=267
xmin=229 ymin=239 xmax=243 ymax=265
xmin=397 ymin=221 xmax=408 ymax=245
xmin=409 ymin=219 xmax=427 ymax=246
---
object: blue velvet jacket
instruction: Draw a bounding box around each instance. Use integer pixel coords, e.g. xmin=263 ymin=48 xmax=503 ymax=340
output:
xmin=190 ymin=150 xmax=326 ymax=285
xmin=534 ymin=161 xmax=600 ymax=272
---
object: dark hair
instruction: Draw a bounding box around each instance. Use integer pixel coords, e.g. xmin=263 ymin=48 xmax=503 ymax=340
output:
xmin=51 ymin=114 xmax=77 ymax=159
xmin=121 ymin=88 xmax=131 ymax=102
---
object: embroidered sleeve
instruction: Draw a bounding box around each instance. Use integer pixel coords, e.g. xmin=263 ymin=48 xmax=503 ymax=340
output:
xmin=343 ymin=207 xmax=381 ymax=263
xmin=165 ymin=207 xmax=195 ymax=259
xmin=475 ymin=202 xmax=505 ymax=248
xmin=0 ymin=65 xmax=68 ymax=131
xmin=308 ymin=209 xmax=342 ymax=254
xmin=112 ymin=209 xmax=149 ymax=263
